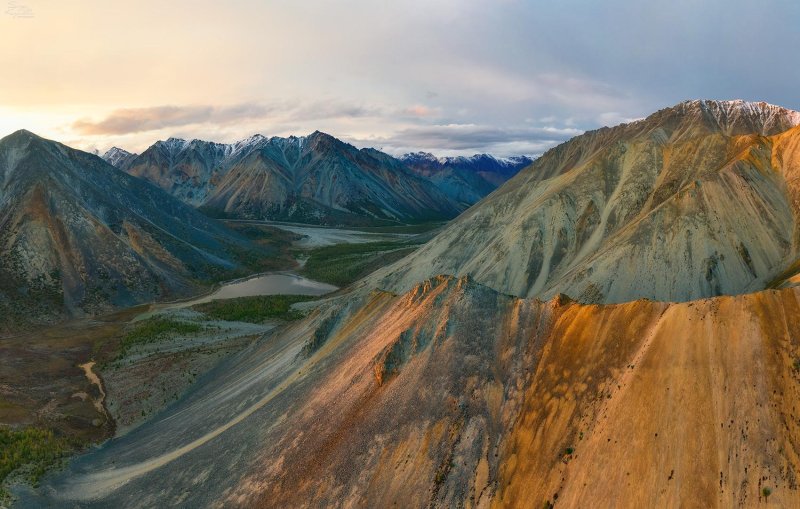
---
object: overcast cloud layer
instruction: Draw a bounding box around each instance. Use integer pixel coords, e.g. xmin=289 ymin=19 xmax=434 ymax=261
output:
xmin=1 ymin=0 xmax=799 ymax=156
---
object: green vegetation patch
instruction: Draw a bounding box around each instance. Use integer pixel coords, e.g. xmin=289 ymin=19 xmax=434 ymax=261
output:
xmin=0 ymin=426 xmax=73 ymax=498
xmin=117 ymin=317 xmax=203 ymax=359
xmin=347 ymin=222 xmax=445 ymax=234
xmin=192 ymin=295 xmax=317 ymax=323
xmin=301 ymin=241 xmax=419 ymax=287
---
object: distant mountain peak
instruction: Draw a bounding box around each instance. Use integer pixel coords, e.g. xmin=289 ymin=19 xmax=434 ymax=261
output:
xmin=102 ymin=146 xmax=133 ymax=158
xmin=304 ymin=130 xmax=354 ymax=153
xmin=401 ymin=152 xmax=532 ymax=167
xmin=120 ymin=130 xmax=461 ymax=224
xmin=1 ymin=129 xmax=46 ymax=147
xmin=680 ymin=98 xmax=797 ymax=112
xmin=306 ymin=130 xmax=340 ymax=144
xmin=401 ymin=151 xmax=444 ymax=164
xmin=676 ymin=98 xmax=800 ymax=119
xmin=158 ymin=137 xmax=191 ymax=152
xmin=116 ymin=130 xmax=530 ymax=220
xmin=400 ymin=151 xmax=533 ymax=206
xmin=240 ymin=133 xmax=267 ymax=144
xmin=101 ymin=146 xmax=138 ymax=171
xmin=8 ymin=128 xmax=38 ymax=138
xmin=644 ymin=99 xmax=800 ymax=136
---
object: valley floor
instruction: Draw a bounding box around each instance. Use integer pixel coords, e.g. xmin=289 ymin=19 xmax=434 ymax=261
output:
xmin=0 ymin=222 xmax=428 ymax=504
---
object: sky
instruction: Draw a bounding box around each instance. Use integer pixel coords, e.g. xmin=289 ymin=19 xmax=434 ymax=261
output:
xmin=1 ymin=0 xmax=799 ymax=157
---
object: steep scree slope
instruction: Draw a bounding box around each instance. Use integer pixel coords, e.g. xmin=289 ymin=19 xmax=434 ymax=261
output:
xmin=17 ymin=275 xmax=800 ymax=508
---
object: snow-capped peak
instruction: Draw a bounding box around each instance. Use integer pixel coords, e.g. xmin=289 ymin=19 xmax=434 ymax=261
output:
xmin=101 ymin=146 xmax=137 ymax=168
xmin=159 ymin=137 xmax=190 ymax=153
xmin=237 ymin=134 xmax=267 ymax=146
xmin=102 ymin=146 xmax=131 ymax=159
xmin=401 ymin=152 xmax=533 ymax=168
xmin=671 ymin=99 xmax=800 ymax=134
xmin=400 ymin=152 xmax=442 ymax=164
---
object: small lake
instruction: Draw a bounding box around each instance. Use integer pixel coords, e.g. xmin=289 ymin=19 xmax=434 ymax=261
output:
xmin=175 ymin=273 xmax=338 ymax=308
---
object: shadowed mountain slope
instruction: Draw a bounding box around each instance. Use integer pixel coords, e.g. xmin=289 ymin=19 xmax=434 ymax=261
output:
xmin=0 ymin=130 xmax=260 ymax=327
xmin=100 ymin=147 xmax=137 ymax=172
xmin=123 ymin=136 xmax=258 ymax=206
xmin=121 ymin=132 xmax=464 ymax=225
xmin=17 ymin=275 xmax=800 ymax=507
xmin=371 ymin=100 xmax=800 ymax=303
xmin=400 ymin=152 xmax=532 ymax=207
xmin=202 ymin=132 xmax=461 ymax=224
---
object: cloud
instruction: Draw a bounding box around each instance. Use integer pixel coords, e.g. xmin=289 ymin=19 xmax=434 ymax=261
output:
xmin=7 ymin=0 xmax=800 ymax=160
xmin=403 ymin=105 xmax=435 ymax=117
xmin=71 ymin=101 xmax=384 ymax=136
xmin=72 ymin=104 xmax=272 ymax=135
xmin=288 ymin=101 xmax=384 ymax=122
xmin=595 ymin=111 xmax=644 ymax=127
xmin=388 ymin=124 xmax=581 ymax=149
xmin=351 ymin=123 xmax=583 ymax=157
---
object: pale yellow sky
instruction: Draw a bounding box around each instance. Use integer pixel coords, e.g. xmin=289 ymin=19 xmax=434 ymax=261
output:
xmin=1 ymin=1 xmax=327 ymax=150
xmin=2 ymin=0 xmax=798 ymax=156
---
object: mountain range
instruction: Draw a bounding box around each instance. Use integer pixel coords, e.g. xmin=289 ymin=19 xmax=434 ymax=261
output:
xmin=12 ymin=100 xmax=800 ymax=508
xmin=400 ymin=152 xmax=533 ymax=206
xmin=0 ymin=130 xmax=264 ymax=328
xmin=104 ymin=133 xmax=531 ymax=225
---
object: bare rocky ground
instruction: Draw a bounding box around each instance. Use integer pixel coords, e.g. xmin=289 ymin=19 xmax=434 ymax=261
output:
xmin=102 ymin=309 xmax=275 ymax=434
xmin=11 ymin=275 xmax=800 ymax=508
xmin=0 ymin=283 xmax=321 ymax=505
